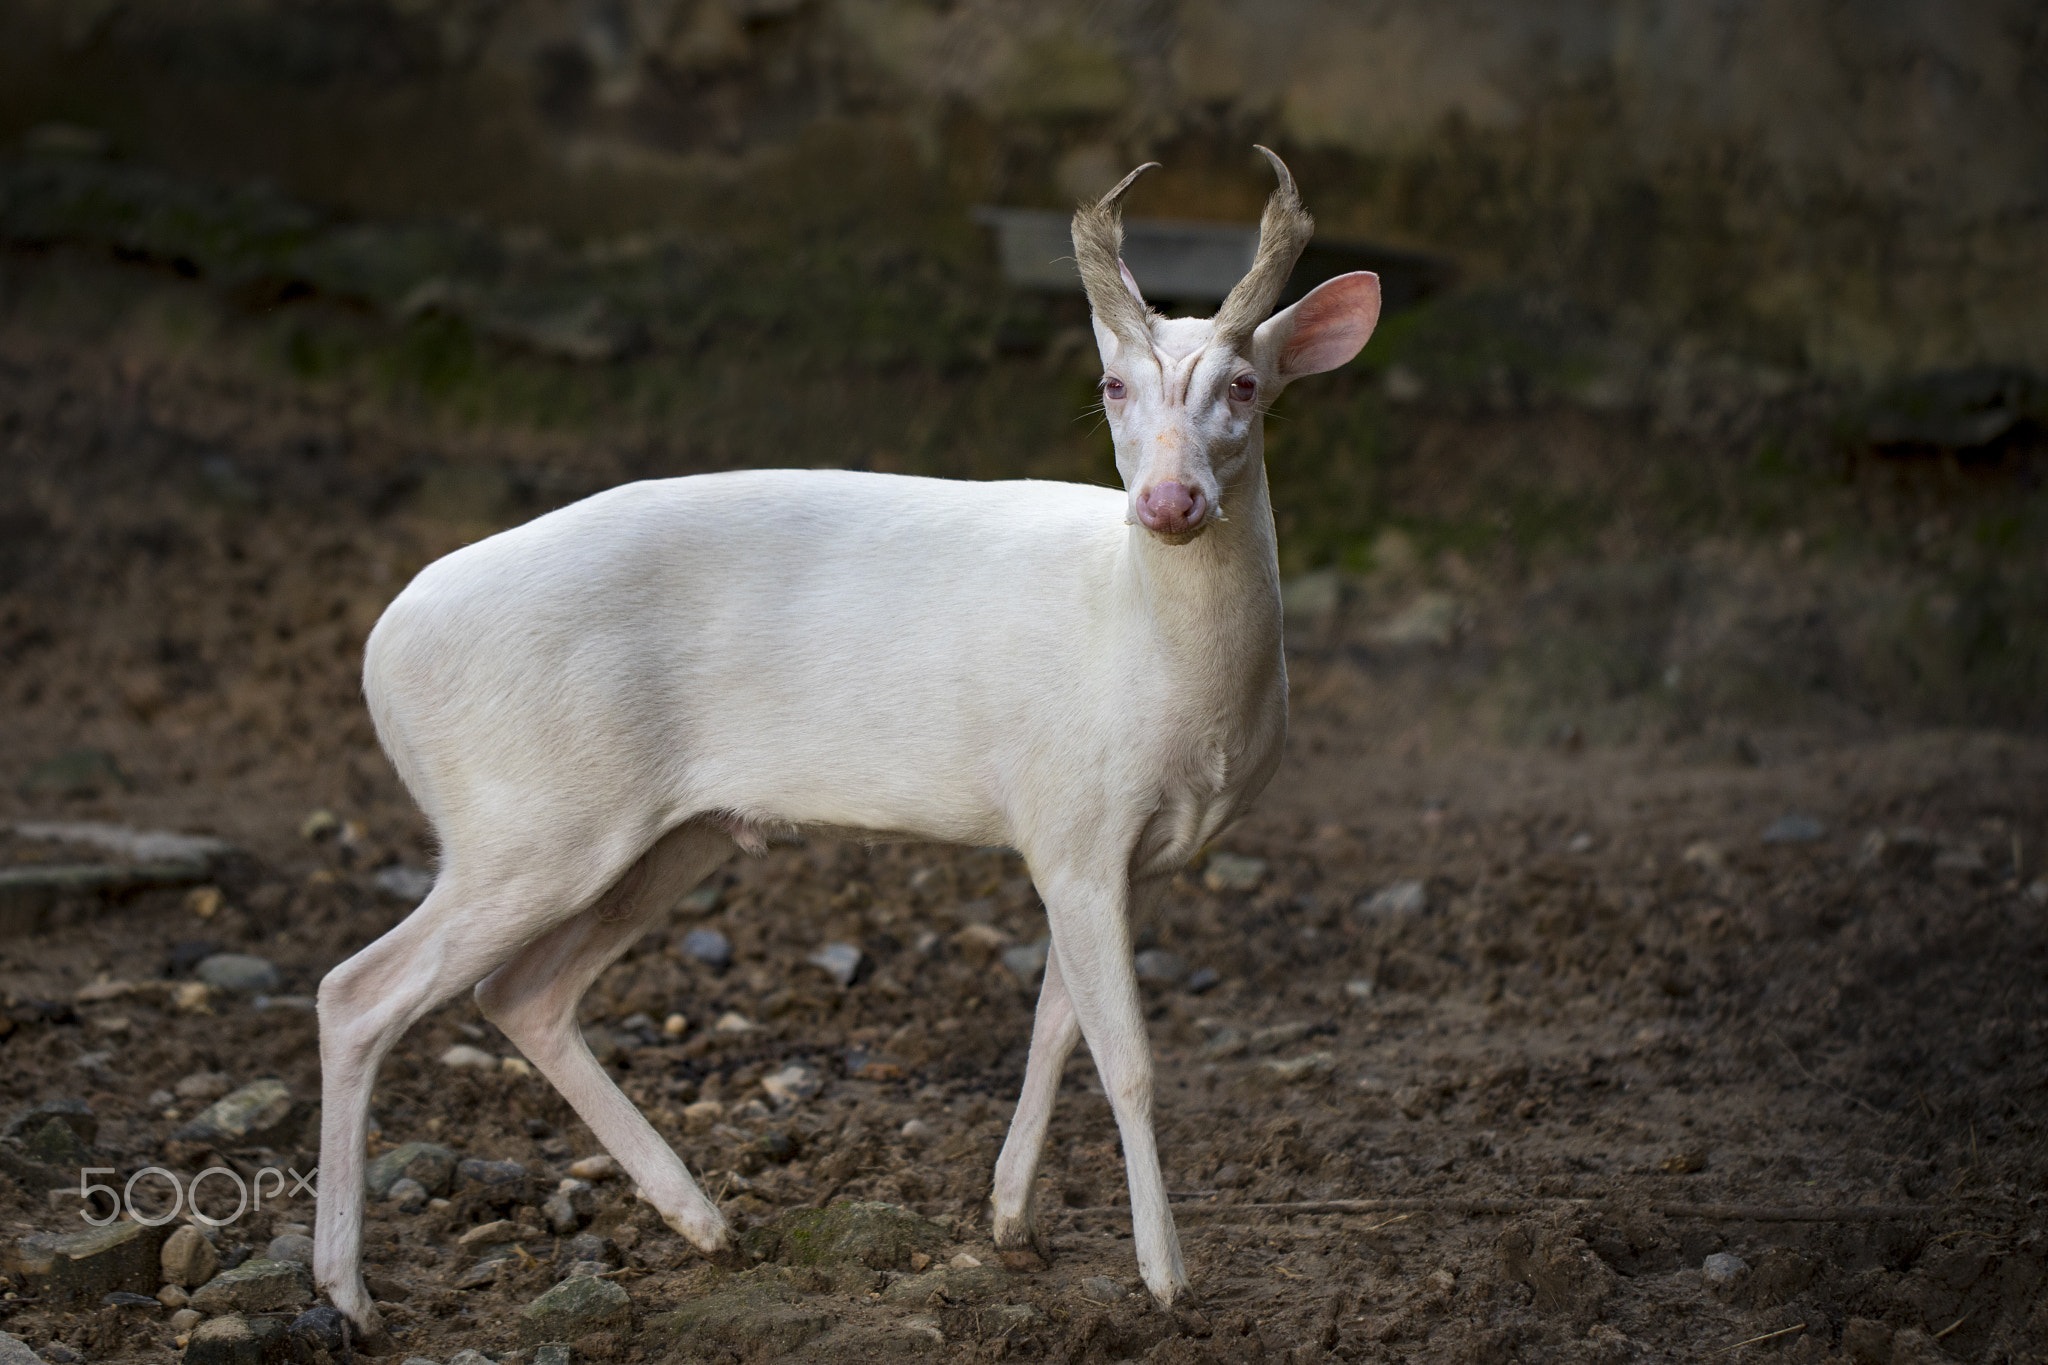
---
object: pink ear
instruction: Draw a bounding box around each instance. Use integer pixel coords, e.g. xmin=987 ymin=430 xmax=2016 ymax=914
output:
xmin=1118 ymin=259 xmax=1146 ymax=307
xmin=1277 ymin=272 xmax=1381 ymax=379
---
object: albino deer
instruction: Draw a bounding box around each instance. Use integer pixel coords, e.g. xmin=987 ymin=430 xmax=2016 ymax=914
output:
xmin=314 ymin=147 xmax=1379 ymax=1345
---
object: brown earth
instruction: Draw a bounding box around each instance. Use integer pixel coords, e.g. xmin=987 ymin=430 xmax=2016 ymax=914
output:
xmin=1 ymin=332 xmax=2045 ymax=1365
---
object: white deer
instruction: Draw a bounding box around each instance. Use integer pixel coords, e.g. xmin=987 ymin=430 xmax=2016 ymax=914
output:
xmin=313 ymin=147 xmax=1380 ymax=1346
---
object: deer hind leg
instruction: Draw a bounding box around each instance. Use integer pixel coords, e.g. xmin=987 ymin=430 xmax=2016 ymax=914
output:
xmin=991 ymin=940 xmax=1081 ymax=1257
xmin=315 ymin=865 xmax=583 ymax=1346
xmin=474 ymin=819 xmax=736 ymax=1251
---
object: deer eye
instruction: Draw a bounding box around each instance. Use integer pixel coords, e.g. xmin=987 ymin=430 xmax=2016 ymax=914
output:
xmin=1229 ymin=374 xmax=1257 ymax=403
xmin=1102 ymin=376 xmax=1126 ymax=400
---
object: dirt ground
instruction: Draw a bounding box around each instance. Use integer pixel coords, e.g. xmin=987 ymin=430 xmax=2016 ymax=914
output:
xmin=1 ymin=330 xmax=2046 ymax=1365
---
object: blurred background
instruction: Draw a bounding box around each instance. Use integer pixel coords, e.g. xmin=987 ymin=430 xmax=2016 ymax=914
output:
xmin=1 ymin=0 xmax=2046 ymax=818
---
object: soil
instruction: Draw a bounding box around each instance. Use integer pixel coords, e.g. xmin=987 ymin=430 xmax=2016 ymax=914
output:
xmin=1 ymin=330 xmax=2046 ymax=1364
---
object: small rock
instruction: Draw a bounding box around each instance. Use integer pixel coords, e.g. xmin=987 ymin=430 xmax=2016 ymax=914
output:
xmin=1185 ymin=966 xmax=1221 ymax=993
xmin=714 ymin=1011 xmax=756 ymax=1033
xmin=172 ymin=1078 xmax=295 ymax=1146
xmin=158 ymin=1283 xmax=190 ymax=1308
xmin=1249 ymin=1021 xmax=1318 ymax=1053
xmin=1344 ymin=977 xmax=1376 ymax=1000
xmin=1260 ymin=1051 xmax=1337 ymax=1085
xmin=521 ymin=1274 xmax=632 ymax=1342
xmin=456 ymin=1157 xmax=531 ymax=1201
xmin=1658 ymin=1151 xmax=1707 ymax=1174
xmin=446 ymin=1352 xmax=494 ymax=1365
xmin=2026 ymin=879 xmax=2048 ymax=905
xmin=366 ymin=1141 xmax=458 ymax=1198
xmin=440 ymin=1044 xmax=498 ymax=1071
xmin=757 ymin=1130 xmax=798 ymax=1163
xmin=1566 ymin=831 xmax=1595 ymax=853
xmin=1202 ymin=853 xmax=1267 ymax=893
xmin=1357 ymin=879 xmax=1426 ymax=918
xmin=680 ymin=928 xmax=732 ymax=970
xmin=1681 ymin=841 xmax=1726 ymax=870
xmin=533 ymin=1345 xmax=571 ymax=1365
xmin=567 ymin=1153 xmax=619 ymax=1181
xmin=183 ymin=1313 xmax=291 ymax=1365
xmin=951 ymin=924 xmax=1012 ymax=968
xmin=265 ymin=1234 xmax=314 ymax=1266
xmin=459 ymin=1219 xmax=530 ymax=1248
xmin=682 ymin=1100 xmax=724 ymax=1133
xmin=1198 ymin=1027 xmax=1247 ymax=1060
xmin=2 ymin=1097 xmax=97 ymax=1145
xmin=742 ymin=1200 xmax=946 ymax=1271
xmin=299 ymin=810 xmax=341 ymax=841
xmin=388 ymin=1177 xmax=426 ymax=1213
xmin=988 ymin=1303 xmax=1047 ymax=1330
xmin=808 ymin=945 xmax=863 ymax=990
xmin=1133 ymin=949 xmax=1187 ymax=983
xmin=22 ymin=1219 xmax=170 ymax=1304
xmin=557 ymin=1232 xmax=621 ymax=1269
xmin=162 ymin=1224 xmax=220 ymax=1287
xmin=196 ymin=953 xmax=282 ymax=994
xmin=1701 ymin=1251 xmax=1747 ymax=1289
xmin=900 ymin=1118 xmax=934 ymax=1143
xmin=1079 ymin=1274 xmax=1126 ymax=1301
xmin=761 ymin=1064 xmax=823 ymax=1107
xmin=373 ymin=865 xmax=436 ymax=903
xmin=948 ymin=1251 xmax=981 ymax=1268
xmin=169 ymin=1308 xmax=203 ymax=1333
xmin=999 ymin=937 xmax=1050 ymax=985
xmin=544 ymin=1183 xmax=596 ymax=1234
xmin=175 ymin=1071 xmax=234 ymax=1101
xmin=662 ymin=1012 xmax=689 ymax=1036
xmin=289 ymin=1305 xmax=352 ymax=1360
xmin=189 ymin=1258 xmax=314 ymax=1314
xmin=1761 ymin=814 xmax=1826 ymax=844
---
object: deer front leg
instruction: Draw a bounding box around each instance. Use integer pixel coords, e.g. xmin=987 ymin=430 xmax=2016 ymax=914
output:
xmin=991 ymin=941 xmax=1081 ymax=1257
xmin=1036 ymin=866 xmax=1187 ymax=1306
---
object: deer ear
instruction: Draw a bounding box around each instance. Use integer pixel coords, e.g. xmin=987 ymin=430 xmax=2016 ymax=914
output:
xmin=1253 ymin=272 xmax=1381 ymax=384
xmin=1118 ymin=259 xmax=1146 ymax=307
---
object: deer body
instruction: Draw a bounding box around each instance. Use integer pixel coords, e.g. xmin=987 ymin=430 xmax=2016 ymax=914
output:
xmin=315 ymin=151 xmax=1379 ymax=1344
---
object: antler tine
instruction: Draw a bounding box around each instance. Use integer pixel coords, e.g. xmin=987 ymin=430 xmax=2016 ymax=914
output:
xmin=1071 ymin=161 xmax=1161 ymax=349
xmin=1212 ymin=145 xmax=1315 ymax=351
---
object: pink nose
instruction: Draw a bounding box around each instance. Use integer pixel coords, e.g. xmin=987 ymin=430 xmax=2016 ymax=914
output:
xmin=1136 ymin=481 xmax=1207 ymax=535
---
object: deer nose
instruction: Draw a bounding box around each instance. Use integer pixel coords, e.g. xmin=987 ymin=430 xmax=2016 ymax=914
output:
xmin=1136 ymin=481 xmax=1207 ymax=535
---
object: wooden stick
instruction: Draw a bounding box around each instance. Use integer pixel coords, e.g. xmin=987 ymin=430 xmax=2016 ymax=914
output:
xmin=1710 ymin=1323 xmax=1806 ymax=1355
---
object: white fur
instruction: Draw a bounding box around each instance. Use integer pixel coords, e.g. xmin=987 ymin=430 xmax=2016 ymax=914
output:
xmin=313 ymin=268 xmax=1380 ymax=1340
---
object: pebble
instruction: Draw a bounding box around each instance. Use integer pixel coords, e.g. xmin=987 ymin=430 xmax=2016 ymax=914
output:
xmin=714 ymin=1011 xmax=757 ymax=1033
xmin=373 ymin=865 xmax=436 ymax=903
xmin=175 ymin=1071 xmax=233 ymax=1101
xmin=543 ymin=1183 xmax=595 ymax=1235
xmin=300 ymin=810 xmax=341 ymax=841
xmin=533 ymin=1344 xmax=571 ymax=1365
xmin=168 ymin=1308 xmax=202 ymax=1333
xmin=389 ymin=1177 xmax=430 ymax=1211
xmin=447 ymin=1352 xmax=494 ymax=1365
xmin=1761 ymin=814 xmax=1826 ymax=844
xmin=999 ymin=937 xmax=1049 ymax=985
xmin=557 ymin=1232 xmax=621 ymax=1269
xmin=1702 ymin=1251 xmax=1748 ymax=1287
xmin=440 ymin=1044 xmax=499 ymax=1070
xmin=682 ymin=1100 xmax=724 ymax=1133
xmin=183 ymin=1313 xmax=290 ymax=1365
xmin=289 ymin=1305 xmax=352 ymax=1359
xmin=266 ymin=1234 xmax=314 ymax=1266
xmin=1133 ymin=948 xmax=1187 ymax=983
xmin=1345 ymin=978 xmax=1376 ymax=1000
xmin=948 ymin=1252 xmax=982 ymax=1268
xmin=366 ymin=1141 xmax=459 ymax=1198
xmin=161 ymin=1224 xmax=219 ymax=1288
xmin=809 ymin=941 xmax=868 ymax=987
xmin=455 ymin=1157 xmax=531 ymax=1199
xmin=189 ymin=1257 xmax=314 ymax=1314
xmin=195 ymin=953 xmax=282 ymax=993
xmin=170 ymin=1078 xmax=294 ymax=1146
xmin=900 ymin=1118 xmax=935 ymax=1143
xmin=1184 ymin=967 xmax=1221 ymax=993
xmin=680 ymin=928 xmax=733 ymax=970
xmin=662 ymin=1012 xmax=690 ymax=1036
xmin=1357 ymin=879 xmax=1427 ymax=918
xmin=157 ymin=1283 xmax=190 ymax=1308
xmin=459 ymin=1219 xmax=541 ymax=1248
xmin=521 ymin=1274 xmax=632 ymax=1341
xmin=2027 ymin=880 xmax=2048 ymax=905
xmin=1260 ymin=1051 xmax=1337 ymax=1085
xmin=567 ymin=1154 xmax=619 ymax=1181
xmin=1079 ymin=1274 xmax=1127 ymax=1301
xmin=761 ymin=1063 xmax=823 ymax=1107
xmin=679 ymin=883 xmax=722 ymax=914
xmin=1202 ymin=853 xmax=1268 ymax=893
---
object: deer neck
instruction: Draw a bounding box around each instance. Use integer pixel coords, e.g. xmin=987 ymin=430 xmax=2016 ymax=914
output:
xmin=1119 ymin=448 xmax=1283 ymax=677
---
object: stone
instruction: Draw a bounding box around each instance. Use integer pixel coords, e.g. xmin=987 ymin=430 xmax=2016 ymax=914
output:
xmin=521 ymin=1274 xmax=632 ymax=1342
xmin=880 ymin=1263 xmax=1013 ymax=1305
xmin=713 ymin=1012 xmax=756 ymax=1033
xmin=743 ymin=1201 xmax=947 ymax=1271
xmin=190 ymin=1258 xmax=314 ymax=1314
xmin=456 ymin=1157 xmax=532 ymax=1202
xmin=265 ymin=1234 xmax=314 ymax=1266
xmin=162 ymin=1224 xmax=220 ymax=1288
xmin=662 ymin=1012 xmax=689 ymax=1036
xmin=172 ymin=1079 xmax=295 ymax=1146
xmin=183 ymin=1313 xmax=292 ymax=1365
xmin=288 ymin=1306 xmax=351 ymax=1360
xmin=366 ymin=1139 xmax=460 ymax=1199
xmin=1079 ymin=1274 xmax=1126 ymax=1301
xmin=440 ymin=1044 xmax=498 ymax=1070
xmin=1260 ymin=1051 xmax=1337 ymax=1085
xmin=373 ymin=865 xmax=435 ymax=903
xmin=1761 ymin=814 xmax=1826 ymax=844
xmin=459 ymin=1219 xmax=542 ymax=1248
xmin=951 ymin=924 xmax=1011 ymax=968
xmin=1133 ymin=948 xmax=1186 ymax=983
xmin=679 ymin=882 xmax=722 ymax=914
xmin=446 ymin=1352 xmax=493 ymax=1365
xmin=807 ymin=942 xmax=867 ymax=988
xmin=387 ymin=1178 xmax=430 ymax=1212
xmin=452 ymin=1262 xmax=501 ymax=1289
xmin=196 ymin=953 xmax=282 ymax=993
xmin=159 ymin=1283 xmax=190 ymax=1308
xmin=543 ymin=1186 xmax=595 ymax=1235
xmin=533 ymin=1345 xmax=571 ymax=1365
xmin=1701 ymin=1251 xmax=1747 ymax=1289
xmin=1359 ymin=879 xmax=1427 ymax=917
xmin=2 ymin=1096 xmax=96 ymax=1144
xmin=176 ymin=1071 xmax=234 ymax=1101
xmin=1000 ymin=937 xmax=1050 ymax=986
xmin=169 ymin=1308 xmax=203 ymax=1332
xmin=682 ymin=1100 xmax=724 ymax=1133
xmin=567 ymin=1154 xmax=619 ymax=1181
xmin=680 ymin=928 xmax=732 ymax=970
xmin=24 ymin=1219 xmax=170 ymax=1304
xmin=948 ymin=1252 xmax=981 ymax=1268
xmin=1345 ymin=977 xmax=1377 ymax=1000
xmin=1202 ymin=853 xmax=1267 ymax=893
xmin=650 ymin=1279 xmax=832 ymax=1354
xmin=761 ymin=1064 xmax=823 ymax=1107
xmin=299 ymin=810 xmax=340 ymax=841
xmin=899 ymin=1118 xmax=935 ymax=1143
xmin=1185 ymin=966 xmax=1221 ymax=993
xmin=557 ymin=1232 xmax=620 ymax=1269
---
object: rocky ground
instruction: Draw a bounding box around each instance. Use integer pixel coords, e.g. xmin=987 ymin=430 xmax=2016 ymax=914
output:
xmin=1 ymin=332 xmax=2046 ymax=1365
